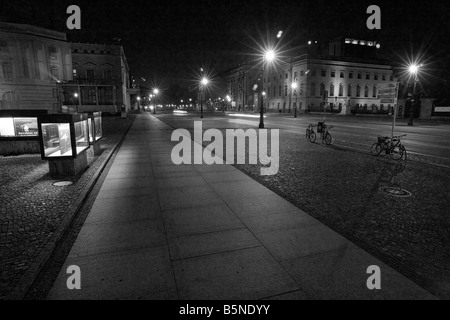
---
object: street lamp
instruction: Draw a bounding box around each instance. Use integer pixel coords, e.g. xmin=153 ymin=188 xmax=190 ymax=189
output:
xmin=200 ymin=77 xmax=208 ymax=119
xmin=408 ymin=64 xmax=421 ymax=126
xmin=137 ymin=96 xmax=141 ymax=112
xmin=291 ymin=82 xmax=298 ymax=118
xmin=153 ymin=89 xmax=159 ymax=114
xmin=73 ymin=93 xmax=79 ymax=113
xmin=259 ymin=50 xmax=276 ymax=128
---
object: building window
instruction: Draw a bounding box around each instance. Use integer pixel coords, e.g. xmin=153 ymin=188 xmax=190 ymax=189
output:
xmin=285 ymin=73 xmax=288 ymax=79
xmin=330 ymin=83 xmax=335 ymax=96
xmin=364 ymin=85 xmax=369 ymax=97
xmin=366 ymin=73 xmax=370 ymax=80
xmin=310 ymin=82 xmax=316 ymax=96
xmin=311 ymin=69 xmax=316 ymax=77
xmin=356 ymin=85 xmax=361 ymax=97
xmin=87 ymin=69 xmax=95 ymax=80
xmin=279 ymin=74 xmax=282 ymax=80
xmin=51 ymin=66 xmax=59 ymax=78
xmin=357 ymin=72 xmax=362 ymax=79
xmin=279 ymin=85 xmax=282 ymax=97
xmin=348 ymin=84 xmax=352 ymax=97
xmin=294 ymin=72 xmax=297 ymax=79
xmin=49 ymin=46 xmax=57 ymax=60
xmin=321 ymin=69 xmax=326 ymax=77
xmin=284 ymin=85 xmax=288 ymax=96
xmin=349 ymin=71 xmax=353 ymax=79
xmin=374 ymin=74 xmax=378 ymax=80
xmin=301 ymin=70 xmax=304 ymax=76
xmin=105 ymin=87 xmax=113 ymax=103
xmin=273 ymin=76 xmax=276 ymax=82
xmin=331 ymin=70 xmax=336 ymax=78
xmin=382 ymin=74 xmax=386 ymax=81
xmin=390 ymin=75 xmax=394 ymax=81
xmin=2 ymin=62 xmax=13 ymax=78
xmin=104 ymin=69 xmax=112 ymax=82
xmin=373 ymin=85 xmax=377 ymax=97
xmin=339 ymin=83 xmax=344 ymax=96
xmin=88 ymin=89 xmax=96 ymax=104
xmin=0 ymin=40 xmax=8 ymax=52
xmin=340 ymin=71 xmax=344 ymax=78
xmin=320 ymin=83 xmax=325 ymax=97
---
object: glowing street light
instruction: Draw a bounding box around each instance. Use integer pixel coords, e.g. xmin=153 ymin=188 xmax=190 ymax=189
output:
xmin=199 ymin=77 xmax=209 ymax=118
xmin=260 ymin=50 xmax=276 ymax=128
xmin=408 ymin=64 xmax=421 ymax=126
xmin=153 ymin=89 xmax=159 ymax=114
xmin=291 ymin=82 xmax=298 ymax=118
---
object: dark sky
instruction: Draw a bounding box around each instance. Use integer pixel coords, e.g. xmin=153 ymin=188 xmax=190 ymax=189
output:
xmin=2 ymin=0 xmax=450 ymax=95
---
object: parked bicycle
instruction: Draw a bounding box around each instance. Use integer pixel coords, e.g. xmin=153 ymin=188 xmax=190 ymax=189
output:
xmin=370 ymin=134 xmax=407 ymax=160
xmin=319 ymin=123 xmax=333 ymax=145
xmin=306 ymin=123 xmax=317 ymax=143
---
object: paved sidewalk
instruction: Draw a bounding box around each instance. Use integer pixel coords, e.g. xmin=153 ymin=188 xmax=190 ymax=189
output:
xmin=46 ymin=113 xmax=436 ymax=300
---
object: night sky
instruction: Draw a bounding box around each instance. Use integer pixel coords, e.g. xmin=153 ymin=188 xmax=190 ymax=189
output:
xmin=2 ymin=0 xmax=450 ymax=97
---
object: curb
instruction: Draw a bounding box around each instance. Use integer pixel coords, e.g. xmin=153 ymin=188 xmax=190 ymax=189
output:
xmin=6 ymin=117 xmax=136 ymax=300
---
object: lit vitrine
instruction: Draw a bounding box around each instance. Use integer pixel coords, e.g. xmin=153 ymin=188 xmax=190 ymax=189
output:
xmin=38 ymin=113 xmax=90 ymax=159
xmin=0 ymin=110 xmax=48 ymax=138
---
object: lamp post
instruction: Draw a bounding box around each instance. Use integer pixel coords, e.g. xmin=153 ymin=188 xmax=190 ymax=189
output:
xmin=200 ymin=77 xmax=208 ymax=119
xmin=137 ymin=96 xmax=141 ymax=112
xmin=260 ymin=50 xmax=275 ymax=129
xmin=408 ymin=64 xmax=420 ymax=126
xmin=291 ymin=82 xmax=298 ymax=118
xmin=73 ymin=92 xmax=79 ymax=113
xmin=153 ymin=89 xmax=159 ymax=114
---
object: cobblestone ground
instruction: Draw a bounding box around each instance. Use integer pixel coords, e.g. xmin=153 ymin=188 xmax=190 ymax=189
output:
xmin=0 ymin=115 xmax=135 ymax=300
xmin=232 ymin=130 xmax=450 ymax=299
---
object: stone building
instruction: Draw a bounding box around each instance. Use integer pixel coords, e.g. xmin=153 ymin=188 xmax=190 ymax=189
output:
xmin=223 ymin=63 xmax=262 ymax=111
xmin=222 ymin=37 xmax=395 ymax=115
xmin=0 ymin=22 xmax=72 ymax=112
xmin=58 ymin=42 xmax=132 ymax=114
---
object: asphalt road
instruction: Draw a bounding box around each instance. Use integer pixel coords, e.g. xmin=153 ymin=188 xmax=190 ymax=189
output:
xmin=155 ymin=111 xmax=450 ymax=163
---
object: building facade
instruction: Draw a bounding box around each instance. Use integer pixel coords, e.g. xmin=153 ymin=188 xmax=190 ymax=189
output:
xmin=58 ymin=42 xmax=131 ymax=114
xmin=0 ymin=22 xmax=72 ymax=112
xmin=223 ymin=63 xmax=262 ymax=111
xmin=223 ymin=38 xmax=395 ymax=115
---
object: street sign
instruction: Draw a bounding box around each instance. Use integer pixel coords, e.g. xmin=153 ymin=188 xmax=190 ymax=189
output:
xmin=377 ymin=83 xmax=397 ymax=101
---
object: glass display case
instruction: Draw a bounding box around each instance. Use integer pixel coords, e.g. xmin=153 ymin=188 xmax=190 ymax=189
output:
xmin=88 ymin=112 xmax=102 ymax=143
xmin=38 ymin=113 xmax=90 ymax=159
xmin=0 ymin=110 xmax=47 ymax=138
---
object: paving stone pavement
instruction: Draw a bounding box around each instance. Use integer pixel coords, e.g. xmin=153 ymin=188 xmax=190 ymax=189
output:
xmin=46 ymin=113 xmax=436 ymax=300
xmin=0 ymin=115 xmax=135 ymax=300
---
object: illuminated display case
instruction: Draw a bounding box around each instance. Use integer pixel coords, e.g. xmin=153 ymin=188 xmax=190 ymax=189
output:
xmin=0 ymin=110 xmax=47 ymax=138
xmin=38 ymin=113 xmax=90 ymax=159
xmin=88 ymin=112 xmax=103 ymax=143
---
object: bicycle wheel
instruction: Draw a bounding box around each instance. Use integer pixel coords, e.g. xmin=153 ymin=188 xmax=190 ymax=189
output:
xmin=391 ymin=144 xmax=405 ymax=160
xmin=379 ymin=142 xmax=388 ymax=156
xmin=370 ymin=143 xmax=382 ymax=156
xmin=325 ymin=133 xmax=332 ymax=145
xmin=309 ymin=132 xmax=316 ymax=143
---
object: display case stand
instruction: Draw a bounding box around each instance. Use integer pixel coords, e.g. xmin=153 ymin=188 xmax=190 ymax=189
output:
xmin=87 ymin=142 xmax=102 ymax=157
xmin=48 ymin=151 xmax=88 ymax=177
